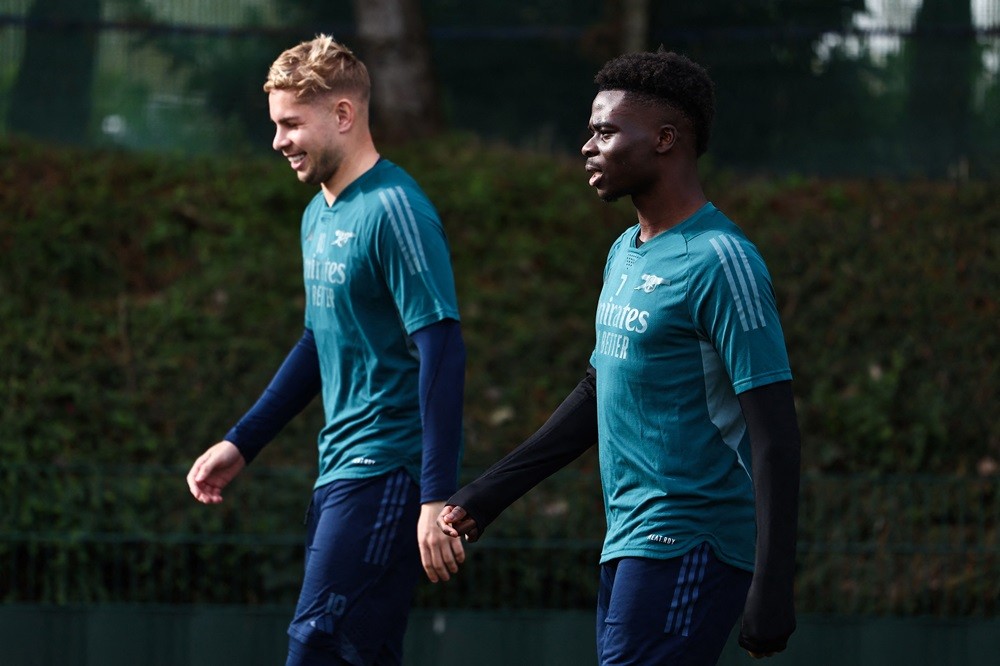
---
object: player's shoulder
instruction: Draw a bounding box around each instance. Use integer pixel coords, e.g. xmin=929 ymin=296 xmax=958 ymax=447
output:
xmin=680 ymin=203 xmax=735 ymax=239
xmin=357 ymin=160 xmax=436 ymax=219
xmin=356 ymin=159 xmax=419 ymax=195
xmin=682 ymin=205 xmax=768 ymax=279
xmin=683 ymin=206 xmax=751 ymax=253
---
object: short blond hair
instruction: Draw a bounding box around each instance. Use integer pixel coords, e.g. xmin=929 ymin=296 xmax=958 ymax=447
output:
xmin=263 ymin=34 xmax=370 ymax=104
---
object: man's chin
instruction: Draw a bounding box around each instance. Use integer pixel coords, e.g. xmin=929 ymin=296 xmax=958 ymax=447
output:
xmin=592 ymin=184 xmax=622 ymax=203
xmin=298 ymin=171 xmax=323 ymax=186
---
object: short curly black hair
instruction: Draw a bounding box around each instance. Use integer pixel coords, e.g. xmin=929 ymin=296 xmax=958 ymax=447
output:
xmin=595 ymin=50 xmax=715 ymax=157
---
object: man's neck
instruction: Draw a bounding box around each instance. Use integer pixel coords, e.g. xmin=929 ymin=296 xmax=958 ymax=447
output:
xmin=321 ymin=144 xmax=380 ymax=205
xmin=634 ymin=189 xmax=707 ymax=243
xmin=629 ymin=161 xmax=707 ymax=242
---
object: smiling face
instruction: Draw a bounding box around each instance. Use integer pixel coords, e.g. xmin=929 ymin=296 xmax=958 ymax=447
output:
xmin=581 ymin=90 xmax=668 ymax=203
xmin=269 ymin=89 xmax=346 ymax=187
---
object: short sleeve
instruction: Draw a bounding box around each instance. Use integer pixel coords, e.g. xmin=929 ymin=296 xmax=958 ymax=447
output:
xmin=373 ymin=185 xmax=460 ymax=334
xmin=690 ymin=232 xmax=792 ymax=394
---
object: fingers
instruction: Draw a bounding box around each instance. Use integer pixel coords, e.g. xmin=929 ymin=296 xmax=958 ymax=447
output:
xmin=185 ymin=453 xmax=219 ymax=504
xmin=190 ymin=479 xmax=223 ymax=504
xmin=746 ymin=650 xmax=777 ymax=659
xmin=186 ymin=442 xmax=242 ymax=504
xmin=420 ymin=529 xmax=465 ymax=583
xmin=418 ymin=531 xmax=437 ymax=582
xmin=437 ymin=504 xmax=465 ymax=535
xmin=436 ymin=505 xmax=480 ymax=541
xmin=421 ymin=502 xmax=468 ymax=583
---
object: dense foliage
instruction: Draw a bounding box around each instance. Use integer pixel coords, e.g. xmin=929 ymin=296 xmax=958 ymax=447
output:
xmin=1 ymin=137 xmax=997 ymax=612
xmin=2 ymin=137 xmax=995 ymax=474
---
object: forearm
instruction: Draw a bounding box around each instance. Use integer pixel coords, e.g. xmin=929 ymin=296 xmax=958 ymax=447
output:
xmin=737 ymin=380 xmax=801 ymax=652
xmin=449 ymin=365 xmax=598 ymax=536
xmin=225 ymin=329 xmax=322 ymax=463
xmin=413 ymin=319 xmax=466 ymax=503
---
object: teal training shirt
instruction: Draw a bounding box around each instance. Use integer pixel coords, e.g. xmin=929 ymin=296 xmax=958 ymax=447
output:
xmin=302 ymin=159 xmax=460 ymax=489
xmin=590 ymin=202 xmax=792 ymax=571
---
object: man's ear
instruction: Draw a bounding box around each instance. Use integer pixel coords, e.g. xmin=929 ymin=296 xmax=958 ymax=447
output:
xmin=655 ymin=124 xmax=677 ymax=154
xmin=333 ymin=98 xmax=355 ymax=133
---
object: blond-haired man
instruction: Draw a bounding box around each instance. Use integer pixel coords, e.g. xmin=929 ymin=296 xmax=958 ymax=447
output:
xmin=187 ymin=35 xmax=466 ymax=665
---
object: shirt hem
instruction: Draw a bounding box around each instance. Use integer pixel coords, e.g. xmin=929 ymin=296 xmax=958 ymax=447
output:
xmin=733 ymin=369 xmax=793 ymax=395
xmin=404 ymin=309 xmax=461 ymax=336
xmin=600 ymin=542 xmax=755 ymax=573
xmin=314 ymin=462 xmax=420 ymax=490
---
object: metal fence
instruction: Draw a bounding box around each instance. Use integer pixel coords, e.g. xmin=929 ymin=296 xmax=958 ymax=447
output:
xmin=1 ymin=1 xmax=999 ymax=175
xmin=2 ymin=463 xmax=998 ymax=617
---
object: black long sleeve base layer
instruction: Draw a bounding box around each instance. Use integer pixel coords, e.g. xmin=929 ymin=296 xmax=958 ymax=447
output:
xmin=447 ymin=366 xmax=599 ymax=537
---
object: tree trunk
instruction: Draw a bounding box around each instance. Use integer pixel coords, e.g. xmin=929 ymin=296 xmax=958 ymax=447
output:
xmin=621 ymin=0 xmax=651 ymax=53
xmin=8 ymin=0 xmax=101 ymax=144
xmin=352 ymin=0 xmax=443 ymax=143
xmin=907 ymin=0 xmax=976 ymax=176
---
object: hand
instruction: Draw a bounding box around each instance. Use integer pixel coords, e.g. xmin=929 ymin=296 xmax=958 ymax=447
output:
xmin=738 ymin=576 xmax=794 ymax=659
xmin=746 ymin=650 xmax=777 ymax=659
xmin=186 ymin=440 xmax=246 ymax=504
xmin=437 ymin=504 xmax=481 ymax=542
xmin=418 ymin=501 xmax=466 ymax=583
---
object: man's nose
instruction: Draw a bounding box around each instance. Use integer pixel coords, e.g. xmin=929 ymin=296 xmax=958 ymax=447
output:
xmin=273 ymin=128 xmax=287 ymax=152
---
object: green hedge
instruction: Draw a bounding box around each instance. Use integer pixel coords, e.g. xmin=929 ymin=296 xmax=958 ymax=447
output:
xmin=2 ymin=136 xmax=995 ymax=475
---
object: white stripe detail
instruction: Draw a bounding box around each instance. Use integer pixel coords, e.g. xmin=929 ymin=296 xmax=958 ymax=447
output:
xmin=710 ymin=234 xmax=767 ymax=332
xmin=379 ymin=188 xmax=429 ymax=276
xmin=731 ymin=237 xmax=767 ymax=326
xmin=709 ymin=237 xmax=750 ymax=332
xmin=717 ymin=235 xmax=759 ymax=330
xmin=379 ymin=191 xmax=418 ymax=275
xmin=393 ymin=186 xmax=430 ymax=271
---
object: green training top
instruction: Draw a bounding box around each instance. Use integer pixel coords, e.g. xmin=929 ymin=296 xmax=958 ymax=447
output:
xmin=301 ymin=159 xmax=460 ymax=490
xmin=590 ymin=202 xmax=792 ymax=571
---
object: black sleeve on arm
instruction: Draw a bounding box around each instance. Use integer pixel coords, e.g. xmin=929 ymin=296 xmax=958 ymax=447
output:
xmin=225 ymin=329 xmax=322 ymax=464
xmin=737 ymin=380 xmax=802 ymax=654
xmin=447 ymin=365 xmax=598 ymax=538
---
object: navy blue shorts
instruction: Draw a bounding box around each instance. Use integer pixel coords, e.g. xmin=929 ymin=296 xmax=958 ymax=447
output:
xmin=285 ymin=468 xmax=421 ymax=666
xmin=596 ymin=543 xmax=752 ymax=666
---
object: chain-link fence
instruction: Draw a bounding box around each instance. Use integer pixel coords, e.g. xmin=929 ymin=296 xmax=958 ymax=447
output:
xmin=2 ymin=463 xmax=998 ymax=617
xmin=1 ymin=0 xmax=999 ymax=176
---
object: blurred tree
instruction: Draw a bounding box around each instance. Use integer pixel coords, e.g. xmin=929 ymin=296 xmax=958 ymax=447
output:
xmin=8 ymin=0 xmax=100 ymax=144
xmin=646 ymin=0 xmax=869 ymax=172
xmin=351 ymin=0 xmax=444 ymax=142
xmin=139 ymin=4 xmax=286 ymax=150
xmin=621 ymin=0 xmax=652 ymax=53
xmin=267 ymin=0 xmax=443 ymax=143
xmin=905 ymin=0 xmax=978 ymax=177
xmin=186 ymin=0 xmax=444 ymax=146
xmin=587 ymin=0 xmax=653 ymax=56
